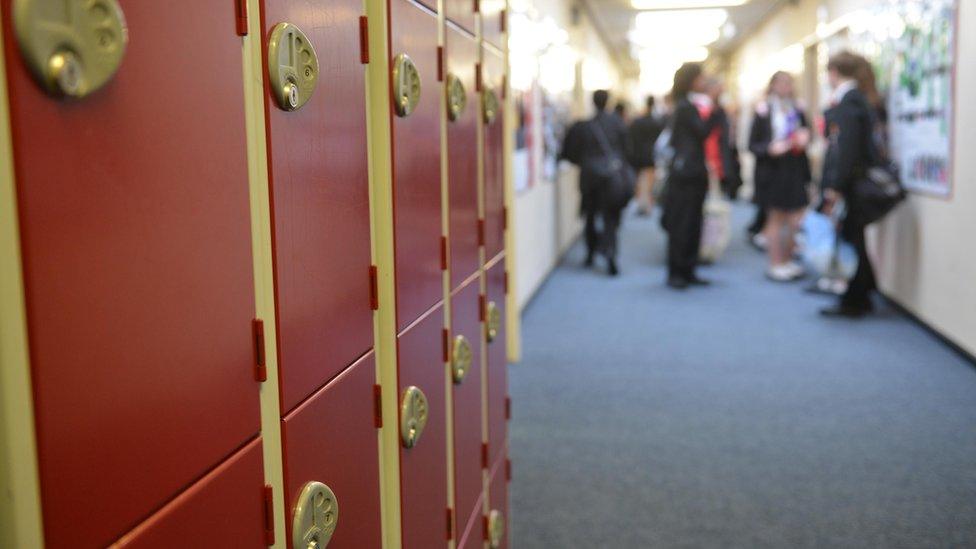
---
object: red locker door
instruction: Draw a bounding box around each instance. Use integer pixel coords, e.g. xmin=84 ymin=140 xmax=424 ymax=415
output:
xmin=113 ymin=439 xmax=267 ymax=548
xmin=1 ymin=2 xmax=260 ymax=546
xmin=281 ymin=352 xmax=382 ymax=548
xmin=487 ymin=457 xmax=510 ymax=549
xmin=451 ymin=280 xmax=484 ymax=543
xmin=482 ymin=47 xmax=506 ymax=260
xmin=485 ymin=260 xmax=508 ymax=467
xmin=261 ymin=0 xmax=373 ymax=414
xmin=397 ymin=306 xmax=449 ymax=549
xmin=390 ymin=0 xmax=442 ymax=330
xmin=445 ymin=0 xmax=475 ymax=35
xmin=481 ymin=2 xmax=505 ymax=50
xmin=446 ymin=26 xmax=480 ymax=290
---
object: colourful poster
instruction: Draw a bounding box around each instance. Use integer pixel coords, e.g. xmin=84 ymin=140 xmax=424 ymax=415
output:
xmin=849 ymin=0 xmax=957 ymax=197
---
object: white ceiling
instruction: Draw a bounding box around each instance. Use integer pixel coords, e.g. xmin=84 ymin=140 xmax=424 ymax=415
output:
xmin=579 ymin=0 xmax=787 ymax=77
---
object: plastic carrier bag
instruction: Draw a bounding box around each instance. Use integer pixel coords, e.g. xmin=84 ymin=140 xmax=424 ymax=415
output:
xmin=699 ymin=192 xmax=731 ymax=263
xmin=801 ymin=211 xmax=858 ymax=280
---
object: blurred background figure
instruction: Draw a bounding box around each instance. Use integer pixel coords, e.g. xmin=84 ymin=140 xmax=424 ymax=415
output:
xmin=613 ymin=101 xmax=629 ymax=123
xmin=720 ymin=102 xmax=743 ymax=201
xmin=748 ymin=71 xmax=812 ymax=282
xmin=662 ymin=62 xmax=723 ymax=289
xmin=627 ymin=95 xmax=666 ymax=216
xmin=820 ymin=52 xmax=883 ymax=318
xmin=561 ymin=90 xmax=633 ymax=276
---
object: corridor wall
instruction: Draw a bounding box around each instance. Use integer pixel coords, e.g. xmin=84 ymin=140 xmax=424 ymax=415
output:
xmin=508 ymin=0 xmax=624 ymax=311
xmin=727 ymin=0 xmax=976 ymax=356
xmin=0 ymin=0 xmax=514 ymax=546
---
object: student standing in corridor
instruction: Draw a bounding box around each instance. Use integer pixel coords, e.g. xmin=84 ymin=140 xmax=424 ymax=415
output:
xmin=627 ymin=95 xmax=666 ymax=216
xmin=749 ymin=71 xmax=812 ymax=282
xmin=821 ymin=52 xmax=881 ymax=317
xmin=663 ymin=62 xmax=723 ymax=289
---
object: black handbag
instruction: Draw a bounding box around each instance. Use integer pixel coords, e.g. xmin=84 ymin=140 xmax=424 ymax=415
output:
xmin=588 ymin=119 xmax=636 ymax=210
xmin=853 ymin=161 xmax=906 ymax=225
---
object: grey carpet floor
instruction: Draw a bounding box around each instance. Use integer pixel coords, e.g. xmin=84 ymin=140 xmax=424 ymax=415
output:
xmin=509 ymin=204 xmax=976 ymax=549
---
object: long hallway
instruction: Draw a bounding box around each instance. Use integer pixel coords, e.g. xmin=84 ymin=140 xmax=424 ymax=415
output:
xmin=509 ymin=206 xmax=976 ymax=548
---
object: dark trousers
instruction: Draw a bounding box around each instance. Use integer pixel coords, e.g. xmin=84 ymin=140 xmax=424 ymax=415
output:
xmin=665 ymin=175 xmax=708 ymax=279
xmin=841 ymin=220 xmax=876 ymax=310
xmin=584 ymin=206 xmax=622 ymax=260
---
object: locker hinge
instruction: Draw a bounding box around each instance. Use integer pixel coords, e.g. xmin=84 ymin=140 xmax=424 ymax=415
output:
xmin=359 ymin=16 xmax=369 ymax=64
xmin=440 ymin=236 xmax=448 ymax=271
xmin=474 ymin=0 xmax=480 ymax=13
xmin=502 ymin=74 xmax=508 ymax=100
xmin=502 ymin=206 xmax=508 ymax=231
xmin=479 ymin=294 xmax=487 ymax=322
xmin=446 ymin=507 xmax=454 ymax=540
xmin=373 ymin=384 xmax=383 ymax=428
xmin=263 ymin=485 xmax=275 ymax=545
xmin=505 ymin=396 xmax=511 ymax=420
xmin=504 ymin=271 xmax=509 ymax=295
xmin=235 ymin=0 xmax=249 ymax=36
xmin=477 ymin=218 xmax=485 ymax=246
xmin=482 ymin=515 xmax=490 ymax=540
xmin=253 ymin=319 xmax=267 ymax=382
xmin=500 ymin=10 xmax=507 ymax=33
xmin=506 ymin=458 xmax=512 ymax=482
xmin=369 ymin=265 xmax=379 ymax=310
xmin=481 ymin=442 xmax=489 ymax=469
xmin=437 ymin=46 xmax=444 ymax=82
xmin=475 ymin=62 xmax=482 ymax=92
xmin=442 ymin=329 xmax=450 ymax=362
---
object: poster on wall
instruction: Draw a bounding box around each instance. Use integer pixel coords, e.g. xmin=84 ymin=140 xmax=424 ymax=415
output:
xmin=847 ymin=0 xmax=957 ymax=197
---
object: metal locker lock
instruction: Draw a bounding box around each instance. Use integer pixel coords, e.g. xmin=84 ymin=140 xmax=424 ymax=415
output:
xmin=446 ymin=72 xmax=466 ymax=121
xmin=452 ymin=334 xmax=473 ymax=383
xmin=267 ymin=22 xmax=319 ymax=111
xmin=486 ymin=301 xmax=501 ymax=343
xmin=292 ymin=481 xmax=339 ymax=549
xmin=392 ymin=53 xmax=421 ymax=117
xmin=483 ymin=87 xmax=500 ymax=124
xmin=13 ymin=0 xmax=128 ymax=98
xmin=399 ymin=385 xmax=429 ymax=448
xmin=488 ymin=509 xmax=505 ymax=548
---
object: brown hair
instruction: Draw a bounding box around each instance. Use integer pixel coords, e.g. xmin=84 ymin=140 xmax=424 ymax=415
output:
xmin=766 ymin=71 xmax=794 ymax=98
xmin=827 ymin=51 xmax=880 ymax=106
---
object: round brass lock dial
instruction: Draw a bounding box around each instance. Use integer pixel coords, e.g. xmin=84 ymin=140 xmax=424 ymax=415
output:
xmin=483 ymin=87 xmax=500 ymax=124
xmin=292 ymin=481 xmax=339 ymax=549
xmin=452 ymin=335 xmax=473 ymax=383
xmin=268 ymin=22 xmax=319 ymax=111
xmin=446 ymin=72 xmax=467 ymax=121
xmin=392 ymin=53 xmax=421 ymax=117
xmin=13 ymin=0 xmax=128 ymax=98
xmin=486 ymin=301 xmax=501 ymax=343
xmin=399 ymin=386 xmax=429 ymax=448
xmin=488 ymin=509 xmax=505 ymax=548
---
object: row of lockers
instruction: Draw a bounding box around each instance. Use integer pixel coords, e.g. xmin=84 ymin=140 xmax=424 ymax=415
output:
xmin=0 ymin=0 xmax=509 ymax=547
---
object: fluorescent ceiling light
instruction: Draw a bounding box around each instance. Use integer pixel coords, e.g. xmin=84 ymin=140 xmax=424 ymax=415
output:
xmin=628 ymin=25 xmax=720 ymax=47
xmin=631 ymin=0 xmax=747 ymax=9
xmin=634 ymin=9 xmax=729 ymax=31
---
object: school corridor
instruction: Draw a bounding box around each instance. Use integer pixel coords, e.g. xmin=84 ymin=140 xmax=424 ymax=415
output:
xmin=509 ymin=206 xmax=976 ymax=548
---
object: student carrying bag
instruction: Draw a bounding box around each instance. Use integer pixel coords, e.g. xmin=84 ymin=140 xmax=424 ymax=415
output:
xmin=586 ymin=119 xmax=636 ymax=211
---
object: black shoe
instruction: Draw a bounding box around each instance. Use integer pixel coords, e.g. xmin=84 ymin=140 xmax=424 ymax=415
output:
xmin=820 ymin=305 xmax=870 ymax=318
xmin=607 ymin=258 xmax=619 ymax=277
xmin=584 ymin=253 xmax=594 ymax=268
xmin=667 ymin=276 xmax=689 ymax=290
xmin=688 ymin=275 xmax=711 ymax=286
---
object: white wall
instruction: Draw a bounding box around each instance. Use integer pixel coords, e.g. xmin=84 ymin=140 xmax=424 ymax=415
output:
xmin=511 ymin=0 xmax=622 ymax=310
xmin=727 ymin=0 xmax=976 ymax=355
xmin=872 ymin=1 xmax=976 ymax=355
